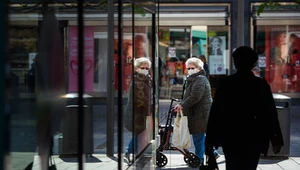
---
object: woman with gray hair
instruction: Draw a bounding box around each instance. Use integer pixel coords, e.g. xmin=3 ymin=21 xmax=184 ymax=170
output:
xmin=174 ymin=57 xmax=219 ymax=165
xmin=134 ymin=57 xmax=151 ymax=72
xmin=124 ymin=57 xmax=152 ymax=164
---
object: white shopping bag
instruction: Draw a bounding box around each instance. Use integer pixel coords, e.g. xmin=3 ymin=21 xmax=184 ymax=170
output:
xmin=171 ymin=110 xmax=191 ymax=149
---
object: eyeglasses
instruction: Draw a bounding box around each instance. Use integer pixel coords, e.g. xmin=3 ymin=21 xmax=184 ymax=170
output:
xmin=187 ymin=67 xmax=196 ymax=70
xmin=140 ymin=67 xmax=149 ymax=70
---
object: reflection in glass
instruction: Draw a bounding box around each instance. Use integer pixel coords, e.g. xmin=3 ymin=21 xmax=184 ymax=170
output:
xmin=255 ymin=25 xmax=300 ymax=93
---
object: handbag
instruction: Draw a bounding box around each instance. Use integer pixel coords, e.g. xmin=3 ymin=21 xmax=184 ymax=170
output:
xmin=171 ymin=110 xmax=191 ymax=149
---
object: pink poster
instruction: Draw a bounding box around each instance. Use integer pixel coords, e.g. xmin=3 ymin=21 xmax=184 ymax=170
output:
xmin=68 ymin=26 xmax=94 ymax=92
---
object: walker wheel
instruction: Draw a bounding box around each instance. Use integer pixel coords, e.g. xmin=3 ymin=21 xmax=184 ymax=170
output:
xmin=156 ymin=152 xmax=168 ymax=167
xmin=184 ymin=152 xmax=200 ymax=168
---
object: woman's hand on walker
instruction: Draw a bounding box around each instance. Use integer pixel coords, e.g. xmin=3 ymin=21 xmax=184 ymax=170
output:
xmin=174 ymin=104 xmax=182 ymax=111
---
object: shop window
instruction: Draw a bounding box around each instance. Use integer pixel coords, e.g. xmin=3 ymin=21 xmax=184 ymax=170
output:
xmin=9 ymin=26 xmax=38 ymax=93
xmin=158 ymin=27 xmax=190 ymax=99
xmin=255 ymin=25 xmax=300 ymax=93
xmin=207 ymin=26 xmax=229 ymax=97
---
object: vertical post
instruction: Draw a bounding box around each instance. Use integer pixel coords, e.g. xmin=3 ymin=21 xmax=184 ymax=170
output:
xmin=42 ymin=0 xmax=48 ymax=15
xmin=0 ymin=0 xmax=8 ymax=169
xmin=107 ymin=0 xmax=114 ymax=157
xmin=152 ymin=13 xmax=156 ymax=139
xmin=131 ymin=3 xmax=135 ymax=159
xmin=117 ymin=0 xmax=124 ymax=169
xmin=77 ymin=0 xmax=84 ymax=169
xmin=237 ymin=0 xmax=245 ymax=47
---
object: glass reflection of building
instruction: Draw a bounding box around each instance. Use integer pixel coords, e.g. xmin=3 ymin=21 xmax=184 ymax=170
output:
xmin=2 ymin=1 xmax=300 ymax=170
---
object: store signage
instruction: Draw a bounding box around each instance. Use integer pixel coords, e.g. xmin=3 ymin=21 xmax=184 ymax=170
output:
xmin=68 ymin=26 xmax=94 ymax=92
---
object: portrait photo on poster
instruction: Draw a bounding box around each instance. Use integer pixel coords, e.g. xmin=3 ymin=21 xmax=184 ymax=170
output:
xmin=209 ymin=36 xmax=224 ymax=56
xmin=208 ymin=36 xmax=226 ymax=75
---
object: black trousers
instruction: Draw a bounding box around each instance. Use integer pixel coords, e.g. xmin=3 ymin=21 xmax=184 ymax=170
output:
xmin=223 ymin=145 xmax=261 ymax=170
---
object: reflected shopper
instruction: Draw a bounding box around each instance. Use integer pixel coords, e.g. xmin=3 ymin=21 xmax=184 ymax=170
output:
xmin=199 ymin=55 xmax=209 ymax=78
xmin=124 ymin=57 xmax=152 ymax=164
xmin=36 ymin=11 xmax=65 ymax=170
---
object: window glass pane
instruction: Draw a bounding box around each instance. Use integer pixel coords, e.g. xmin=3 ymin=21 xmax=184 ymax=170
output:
xmin=8 ymin=2 xmax=68 ymax=169
xmin=207 ymin=26 xmax=230 ymax=97
xmin=133 ymin=3 xmax=153 ymax=157
xmin=158 ymin=27 xmax=190 ymax=99
xmin=255 ymin=25 xmax=300 ymax=93
xmin=123 ymin=3 xmax=155 ymax=167
xmin=7 ymin=1 xmax=156 ymax=169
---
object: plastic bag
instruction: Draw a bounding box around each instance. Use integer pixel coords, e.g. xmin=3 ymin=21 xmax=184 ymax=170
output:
xmin=172 ymin=110 xmax=191 ymax=149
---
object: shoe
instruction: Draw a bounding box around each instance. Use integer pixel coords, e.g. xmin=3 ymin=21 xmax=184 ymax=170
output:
xmin=214 ymin=153 xmax=220 ymax=159
xmin=124 ymin=153 xmax=132 ymax=164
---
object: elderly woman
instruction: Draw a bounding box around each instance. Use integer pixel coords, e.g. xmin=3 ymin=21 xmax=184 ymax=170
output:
xmin=174 ymin=57 xmax=219 ymax=164
xmin=124 ymin=57 xmax=152 ymax=164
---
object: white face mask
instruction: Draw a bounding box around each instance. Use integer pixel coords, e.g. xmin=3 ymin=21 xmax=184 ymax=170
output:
xmin=188 ymin=69 xmax=197 ymax=75
xmin=137 ymin=69 xmax=148 ymax=76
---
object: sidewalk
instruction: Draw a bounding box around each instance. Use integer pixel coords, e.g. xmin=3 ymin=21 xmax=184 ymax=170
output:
xmin=10 ymin=106 xmax=300 ymax=170
xmin=157 ymin=105 xmax=300 ymax=170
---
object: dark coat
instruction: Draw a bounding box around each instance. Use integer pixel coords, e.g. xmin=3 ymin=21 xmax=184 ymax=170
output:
xmin=203 ymin=63 xmax=209 ymax=78
xmin=180 ymin=70 xmax=212 ymax=134
xmin=125 ymin=72 xmax=152 ymax=134
xmin=206 ymin=70 xmax=284 ymax=155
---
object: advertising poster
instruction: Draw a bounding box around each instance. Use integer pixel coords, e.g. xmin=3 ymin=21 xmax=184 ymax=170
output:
xmin=168 ymin=47 xmax=176 ymax=58
xmin=114 ymin=33 xmax=148 ymax=92
xmin=68 ymin=26 xmax=94 ymax=92
xmin=289 ymin=32 xmax=300 ymax=66
xmin=208 ymin=36 xmax=226 ymax=75
xmin=167 ymin=61 xmax=176 ymax=76
xmin=28 ymin=53 xmax=37 ymax=69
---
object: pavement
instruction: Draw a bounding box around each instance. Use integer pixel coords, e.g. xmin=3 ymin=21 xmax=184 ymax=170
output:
xmin=8 ymin=103 xmax=300 ymax=170
xmin=157 ymin=105 xmax=300 ymax=170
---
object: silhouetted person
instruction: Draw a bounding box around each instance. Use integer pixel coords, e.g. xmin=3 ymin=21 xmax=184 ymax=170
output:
xmin=199 ymin=55 xmax=209 ymax=78
xmin=36 ymin=11 xmax=65 ymax=170
xmin=10 ymin=71 xmax=20 ymax=114
xmin=206 ymin=46 xmax=284 ymax=170
xmin=27 ymin=62 xmax=35 ymax=93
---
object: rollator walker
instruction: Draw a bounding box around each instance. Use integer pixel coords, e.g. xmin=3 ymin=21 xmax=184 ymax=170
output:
xmin=156 ymin=97 xmax=200 ymax=168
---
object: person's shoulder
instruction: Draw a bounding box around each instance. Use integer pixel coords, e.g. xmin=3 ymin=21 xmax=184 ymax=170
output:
xmin=251 ymin=74 xmax=267 ymax=82
xmin=255 ymin=76 xmax=270 ymax=87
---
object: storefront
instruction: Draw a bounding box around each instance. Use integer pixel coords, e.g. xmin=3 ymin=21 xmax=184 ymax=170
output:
xmin=157 ymin=3 xmax=230 ymax=99
xmin=252 ymin=2 xmax=300 ymax=97
xmin=157 ymin=1 xmax=300 ymax=100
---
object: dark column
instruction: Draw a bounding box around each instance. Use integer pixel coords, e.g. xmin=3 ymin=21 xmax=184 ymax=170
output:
xmin=237 ymin=0 xmax=245 ymax=46
xmin=117 ymin=0 xmax=124 ymax=169
xmin=244 ymin=0 xmax=251 ymax=47
xmin=107 ymin=0 xmax=115 ymax=157
xmin=230 ymin=0 xmax=238 ymax=72
xmin=77 ymin=0 xmax=84 ymax=169
xmin=0 ymin=0 xmax=9 ymax=169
